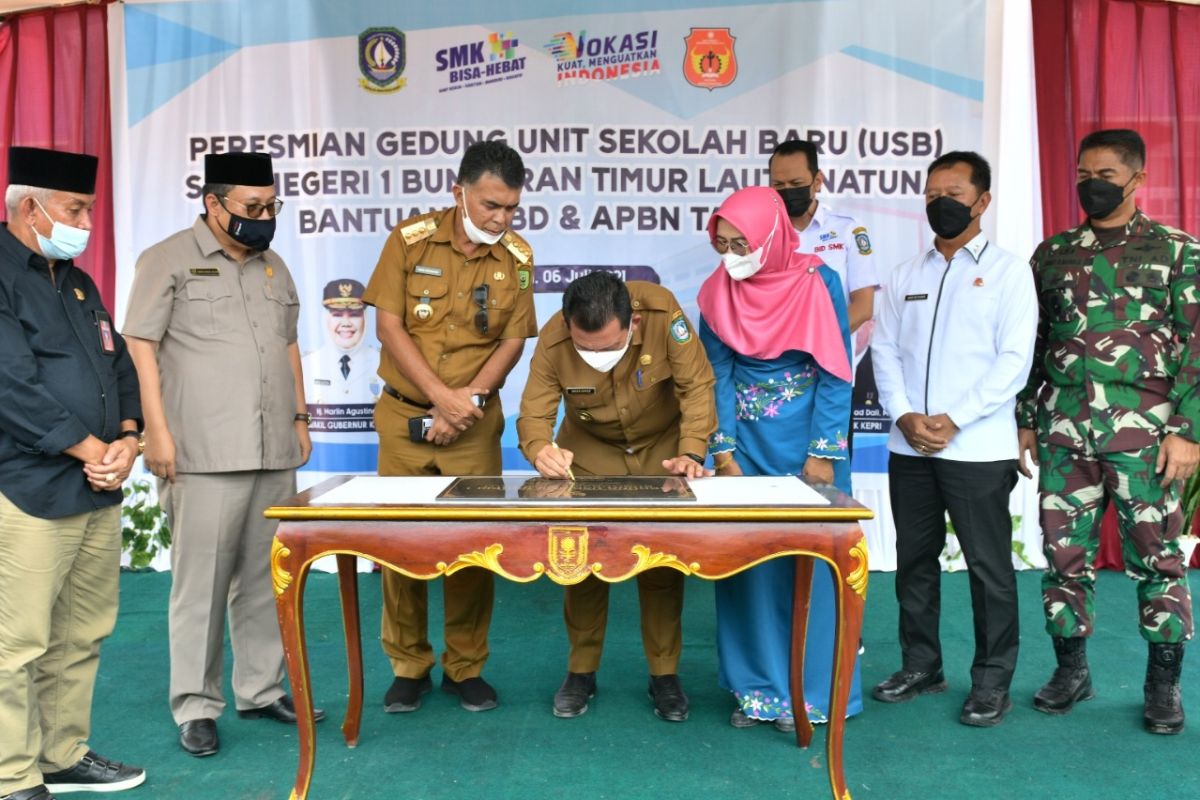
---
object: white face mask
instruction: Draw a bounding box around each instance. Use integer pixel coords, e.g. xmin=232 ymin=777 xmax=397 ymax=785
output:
xmin=720 ymin=215 xmax=777 ymax=281
xmin=33 ymin=198 xmax=90 ymax=260
xmin=575 ymin=325 xmax=633 ymax=373
xmin=722 ymin=249 xmax=765 ymax=281
xmin=460 ymin=188 xmax=505 ymax=245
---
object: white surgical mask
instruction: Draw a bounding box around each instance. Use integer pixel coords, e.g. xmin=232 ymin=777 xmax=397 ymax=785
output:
xmin=33 ymin=198 xmax=90 ymax=261
xmin=576 ymin=325 xmax=633 ymax=373
xmin=460 ymin=189 xmax=505 ymax=245
xmin=721 ymin=215 xmax=778 ymax=281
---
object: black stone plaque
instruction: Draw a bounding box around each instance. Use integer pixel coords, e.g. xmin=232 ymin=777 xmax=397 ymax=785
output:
xmin=437 ymin=476 xmax=696 ymax=503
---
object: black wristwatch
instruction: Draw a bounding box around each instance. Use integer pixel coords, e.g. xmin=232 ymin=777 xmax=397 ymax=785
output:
xmin=119 ymin=429 xmax=144 ymax=455
xmin=684 ymin=453 xmax=705 ymax=465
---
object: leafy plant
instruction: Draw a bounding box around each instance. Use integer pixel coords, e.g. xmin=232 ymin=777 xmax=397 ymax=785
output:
xmin=121 ymin=479 xmax=171 ymax=570
xmin=941 ymin=514 xmax=1036 ymax=570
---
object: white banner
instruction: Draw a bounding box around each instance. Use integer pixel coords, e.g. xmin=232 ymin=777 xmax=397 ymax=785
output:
xmin=109 ymin=0 xmax=1043 ymax=570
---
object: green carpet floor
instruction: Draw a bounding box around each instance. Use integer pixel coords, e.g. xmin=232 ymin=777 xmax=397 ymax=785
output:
xmin=93 ymin=569 xmax=1200 ymax=800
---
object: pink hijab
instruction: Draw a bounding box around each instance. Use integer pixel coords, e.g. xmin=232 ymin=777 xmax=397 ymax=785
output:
xmin=697 ymin=186 xmax=851 ymax=382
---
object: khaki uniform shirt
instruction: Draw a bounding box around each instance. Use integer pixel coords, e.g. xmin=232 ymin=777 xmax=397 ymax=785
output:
xmin=362 ymin=206 xmax=537 ymax=401
xmin=518 ymin=281 xmax=717 ymax=475
xmin=122 ymin=216 xmax=303 ymax=473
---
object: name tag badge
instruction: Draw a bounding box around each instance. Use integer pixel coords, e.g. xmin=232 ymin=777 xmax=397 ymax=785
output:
xmin=314 ymin=379 xmax=332 ymax=386
xmin=413 ymin=265 xmax=443 ymax=277
xmin=566 ymin=387 xmax=596 ymax=395
xmin=93 ymin=310 xmax=116 ymax=354
xmin=904 ymin=293 xmax=929 ymax=302
xmin=189 ymin=267 xmax=221 ymax=276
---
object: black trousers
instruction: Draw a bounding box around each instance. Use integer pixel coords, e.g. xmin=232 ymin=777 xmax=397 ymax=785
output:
xmin=889 ymin=454 xmax=1020 ymax=690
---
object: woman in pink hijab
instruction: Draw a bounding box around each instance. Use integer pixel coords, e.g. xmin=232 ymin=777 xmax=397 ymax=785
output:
xmin=697 ymin=185 xmax=862 ymax=730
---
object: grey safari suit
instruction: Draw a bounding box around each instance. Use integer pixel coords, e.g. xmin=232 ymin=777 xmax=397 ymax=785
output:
xmin=122 ymin=216 xmax=303 ymax=723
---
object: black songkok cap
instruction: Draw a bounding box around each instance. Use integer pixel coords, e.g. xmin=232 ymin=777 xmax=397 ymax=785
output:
xmin=323 ymin=279 xmax=367 ymax=310
xmin=204 ymin=152 xmax=274 ymax=187
xmin=8 ymin=146 xmax=98 ymax=194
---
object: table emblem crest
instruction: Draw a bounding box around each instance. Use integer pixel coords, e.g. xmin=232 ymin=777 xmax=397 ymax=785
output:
xmin=547 ymin=526 xmax=590 ymax=583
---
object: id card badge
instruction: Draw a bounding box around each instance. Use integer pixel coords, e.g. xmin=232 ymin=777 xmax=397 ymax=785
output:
xmin=93 ymin=310 xmax=116 ymax=354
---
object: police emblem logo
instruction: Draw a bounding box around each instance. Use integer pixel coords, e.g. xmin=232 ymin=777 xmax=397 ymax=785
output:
xmin=359 ymin=28 xmax=408 ymax=93
xmin=683 ymin=28 xmax=737 ymax=90
xmin=547 ymin=527 xmax=591 ymax=584
xmin=669 ymin=312 xmax=692 ymax=344
xmin=853 ymin=226 xmax=872 ymax=255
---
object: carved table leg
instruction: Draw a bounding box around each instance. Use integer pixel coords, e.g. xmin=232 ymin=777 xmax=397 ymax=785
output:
xmin=273 ymin=535 xmax=315 ymax=800
xmin=336 ymin=553 xmax=363 ymax=747
xmin=825 ymin=533 xmax=868 ymax=800
xmin=790 ymin=555 xmax=816 ymax=749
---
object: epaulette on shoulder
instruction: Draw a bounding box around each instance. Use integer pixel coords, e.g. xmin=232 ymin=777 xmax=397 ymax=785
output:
xmin=501 ymin=231 xmax=532 ymax=265
xmin=399 ymin=214 xmax=439 ymax=247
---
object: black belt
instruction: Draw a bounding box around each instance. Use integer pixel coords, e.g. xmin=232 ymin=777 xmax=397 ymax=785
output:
xmin=382 ymin=384 xmax=433 ymax=410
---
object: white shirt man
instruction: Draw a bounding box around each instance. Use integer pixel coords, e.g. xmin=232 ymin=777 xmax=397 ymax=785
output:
xmin=869 ymin=151 xmax=1036 ymax=730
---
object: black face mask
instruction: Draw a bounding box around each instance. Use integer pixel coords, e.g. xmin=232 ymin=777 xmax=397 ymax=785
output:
xmin=777 ymin=185 xmax=813 ymax=218
xmin=223 ymin=211 xmax=276 ymax=252
xmin=926 ymin=196 xmax=976 ymax=240
xmin=1077 ymin=176 xmax=1134 ymax=221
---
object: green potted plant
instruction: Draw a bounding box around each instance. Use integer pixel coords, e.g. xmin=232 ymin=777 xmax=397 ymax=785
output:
xmin=121 ymin=479 xmax=171 ymax=570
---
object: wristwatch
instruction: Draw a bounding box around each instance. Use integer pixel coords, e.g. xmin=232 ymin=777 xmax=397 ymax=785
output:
xmin=294 ymin=412 xmax=313 ymax=425
xmin=684 ymin=453 xmax=705 ymax=465
xmin=119 ymin=429 xmax=145 ymax=455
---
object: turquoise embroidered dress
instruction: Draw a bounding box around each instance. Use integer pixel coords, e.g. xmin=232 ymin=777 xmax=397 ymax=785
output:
xmin=700 ymin=264 xmax=863 ymax=723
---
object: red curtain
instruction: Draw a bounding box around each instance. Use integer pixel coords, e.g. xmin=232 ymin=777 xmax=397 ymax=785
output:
xmin=0 ymin=4 xmax=116 ymax=309
xmin=1033 ymin=0 xmax=1200 ymax=568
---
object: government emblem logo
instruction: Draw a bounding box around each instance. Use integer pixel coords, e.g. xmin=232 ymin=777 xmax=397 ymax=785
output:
xmin=359 ymin=28 xmax=407 ymax=93
xmin=683 ymin=28 xmax=737 ymax=90
xmin=548 ymin=527 xmax=591 ymax=584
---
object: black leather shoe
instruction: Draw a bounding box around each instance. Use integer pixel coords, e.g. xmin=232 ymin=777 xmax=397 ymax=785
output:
xmin=872 ymin=669 xmax=948 ymax=703
xmin=384 ymin=674 xmax=433 ymax=713
xmin=960 ymin=687 xmax=1013 ymax=727
xmin=441 ymin=675 xmax=498 ymax=712
xmin=43 ymin=750 xmax=145 ymax=792
xmin=1 ymin=786 xmax=57 ymax=800
xmin=179 ymin=718 xmax=219 ymax=757
xmin=553 ymin=672 xmax=597 ymax=718
xmin=648 ymin=674 xmax=689 ymax=722
xmin=238 ymin=694 xmax=326 ymax=724
xmin=1034 ymin=636 xmax=1093 ymax=714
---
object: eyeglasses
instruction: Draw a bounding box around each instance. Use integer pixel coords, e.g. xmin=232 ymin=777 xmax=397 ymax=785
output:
xmin=473 ymin=284 xmax=489 ymax=334
xmin=712 ymin=237 xmax=751 ymax=256
xmin=219 ymin=195 xmax=285 ymax=219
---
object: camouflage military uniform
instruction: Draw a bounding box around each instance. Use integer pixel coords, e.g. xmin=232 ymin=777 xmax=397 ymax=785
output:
xmin=1017 ymin=210 xmax=1200 ymax=644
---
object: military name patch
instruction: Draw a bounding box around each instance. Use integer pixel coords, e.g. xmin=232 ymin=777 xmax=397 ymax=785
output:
xmin=413 ymin=265 xmax=443 ymax=277
xmin=315 ymin=379 xmax=332 ymax=386
xmin=566 ymin=387 xmax=595 ymax=395
xmin=670 ymin=311 xmax=692 ymax=343
xmin=905 ymin=293 xmax=928 ymax=302
xmin=853 ymin=226 xmax=872 ymax=255
xmin=190 ymin=268 xmax=221 ymax=276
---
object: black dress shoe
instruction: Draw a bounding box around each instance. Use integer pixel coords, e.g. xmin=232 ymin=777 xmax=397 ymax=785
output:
xmin=872 ymin=669 xmax=948 ymax=703
xmin=960 ymin=687 xmax=1013 ymax=727
xmin=43 ymin=750 xmax=146 ymax=792
xmin=553 ymin=672 xmax=597 ymax=718
xmin=384 ymin=674 xmax=433 ymax=713
xmin=179 ymin=718 xmax=219 ymax=757
xmin=648 ymin=674 xmax=689 ymax=722
xmin=441 ymin=675 xmax=498 ymax=712
xmin=0 ymin=785 xmax=57 ymax=800
xmin=238 ymin=694 xmax=326 ymax=724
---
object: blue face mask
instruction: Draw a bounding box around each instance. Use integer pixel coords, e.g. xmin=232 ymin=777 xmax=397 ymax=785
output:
xmin=34 ymin=198 xmax=90 ymax=260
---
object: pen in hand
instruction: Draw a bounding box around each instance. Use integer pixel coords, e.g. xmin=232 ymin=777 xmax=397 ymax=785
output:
xmin=551 ymin=441 xmax=576 ymax=481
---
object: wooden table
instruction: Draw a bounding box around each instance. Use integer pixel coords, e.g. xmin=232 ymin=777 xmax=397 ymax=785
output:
xmin=266 ymin=475 xmax=874 ymax=800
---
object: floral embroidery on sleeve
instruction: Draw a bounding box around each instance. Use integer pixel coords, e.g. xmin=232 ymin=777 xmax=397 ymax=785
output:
xmin=708 ymin=430 xmax=736 ymax=456
xmin=809 ymin=430 xmax=849 ymax=461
